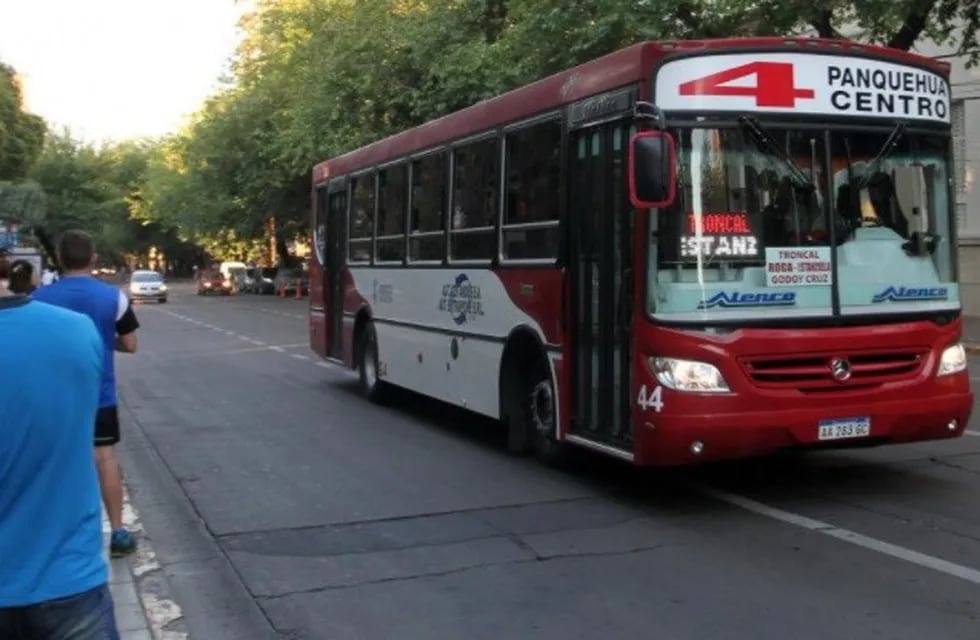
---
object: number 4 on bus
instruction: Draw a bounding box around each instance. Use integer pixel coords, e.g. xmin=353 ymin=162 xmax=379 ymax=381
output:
xmin=628 ymin=130 xmax=678 ymax=210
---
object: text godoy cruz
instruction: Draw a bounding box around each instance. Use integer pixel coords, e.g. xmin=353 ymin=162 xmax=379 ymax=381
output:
xmin=766 ymin=248 xmax=832 ymax=287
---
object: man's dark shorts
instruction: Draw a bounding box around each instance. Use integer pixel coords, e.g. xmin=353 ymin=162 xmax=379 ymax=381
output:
xmin=95 ymin=406 xmax=120 ymax=447
xmin=0 ymin=583 xmax=120 ymax=640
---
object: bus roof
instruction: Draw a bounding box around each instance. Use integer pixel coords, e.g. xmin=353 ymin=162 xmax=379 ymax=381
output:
xmin=313 ymin=37 xmax=950 ymax=182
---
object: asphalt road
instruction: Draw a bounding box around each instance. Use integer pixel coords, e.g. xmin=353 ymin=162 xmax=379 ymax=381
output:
xmin=117 ymin=282 xmax=980 ymax=640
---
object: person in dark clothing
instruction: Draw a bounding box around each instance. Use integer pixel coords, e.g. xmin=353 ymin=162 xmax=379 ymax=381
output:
xmin=8 ymin=259 xmax=36 ymax=294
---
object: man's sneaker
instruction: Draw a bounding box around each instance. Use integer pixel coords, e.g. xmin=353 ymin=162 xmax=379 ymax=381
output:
xmin=110 ymin=528 xmax=136 ymax=557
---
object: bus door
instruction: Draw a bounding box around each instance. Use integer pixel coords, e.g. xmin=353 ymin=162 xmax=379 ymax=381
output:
xmin=568 ymin=122 xmax=635 ymax=452
xmin=324 ymin=179 xmax=347 ymax=360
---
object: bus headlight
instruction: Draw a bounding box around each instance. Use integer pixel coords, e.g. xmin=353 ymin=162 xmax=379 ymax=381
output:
xmin=649 ymin=357 xmax=730 ymax=393
xmin=937 ymin=343 xmax=967 ymax=377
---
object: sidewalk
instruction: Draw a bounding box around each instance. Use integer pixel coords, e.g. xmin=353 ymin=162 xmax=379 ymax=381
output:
xmin=103 ymin=518 xmax=155 ymax=639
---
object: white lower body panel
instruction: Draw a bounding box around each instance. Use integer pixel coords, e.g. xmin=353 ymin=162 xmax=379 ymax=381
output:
xmin=374 ymin=320 xmax=502 ymax=419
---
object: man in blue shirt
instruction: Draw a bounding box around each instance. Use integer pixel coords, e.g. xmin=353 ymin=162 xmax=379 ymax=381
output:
xmin=33 ymin=230 xmax=139 ymax=556
xmin=0 ymin=256 xmax=121 ymax=638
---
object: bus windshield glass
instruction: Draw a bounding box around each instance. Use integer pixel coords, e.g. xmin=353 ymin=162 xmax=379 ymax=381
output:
xmin=649 ymin=125 xmax=957 ymax=322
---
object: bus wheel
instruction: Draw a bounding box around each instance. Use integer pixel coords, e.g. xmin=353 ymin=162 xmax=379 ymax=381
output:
xmin=524 ymin=361 xmax=569 ymax=466
xmin=357 ymin=322 xmax=388 ymax=403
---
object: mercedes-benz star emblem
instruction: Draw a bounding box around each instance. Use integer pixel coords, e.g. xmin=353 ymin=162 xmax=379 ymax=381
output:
xmin=830 ymin=357 xmax=852 ymax=382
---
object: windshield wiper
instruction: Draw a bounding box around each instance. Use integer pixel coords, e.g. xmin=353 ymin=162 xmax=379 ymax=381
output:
xmin=738 ymin=116 xmax=814 ymax=191
xmin=854 ymin=121 xmax=906 ymax=190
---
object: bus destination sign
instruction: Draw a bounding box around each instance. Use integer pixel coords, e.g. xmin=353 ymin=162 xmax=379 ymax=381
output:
xmin=655 ymin=52 xmax=950 ymax=124
xmin=765 ymin=247 xmax=832 ymax=286
xmin=680 ymin=211 xmax=760 ymax=260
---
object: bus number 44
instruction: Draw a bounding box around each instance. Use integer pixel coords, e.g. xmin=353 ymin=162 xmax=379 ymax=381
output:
xmin=678 ymin=62 xmax=815 ymax=108
xmin=637 ymin=385 xmax=664 ymax=413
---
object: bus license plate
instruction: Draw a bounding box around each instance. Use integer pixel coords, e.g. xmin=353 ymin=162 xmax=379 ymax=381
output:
xmin=818 ymin=417 xmax=871 ymax=441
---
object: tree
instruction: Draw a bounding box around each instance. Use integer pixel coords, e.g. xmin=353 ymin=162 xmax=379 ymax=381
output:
xmin=29 ymin=129 xmax=199 ymax=270
xmin=135 ymin=0 xmax=979 ymax=258
xmin=0 ymin=62 xmax=45 ymax=182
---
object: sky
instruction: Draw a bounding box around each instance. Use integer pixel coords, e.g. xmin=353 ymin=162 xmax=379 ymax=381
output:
xmin=0 ymin=0 xmax=254 ymax=143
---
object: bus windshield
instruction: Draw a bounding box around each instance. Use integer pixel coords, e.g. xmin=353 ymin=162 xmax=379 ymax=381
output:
xmin=649 ymin=125 xmax=957 ymax=322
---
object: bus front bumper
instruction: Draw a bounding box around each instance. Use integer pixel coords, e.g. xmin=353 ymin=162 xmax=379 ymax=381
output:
xmin=633 ymin=390 xmax=973 ymax=466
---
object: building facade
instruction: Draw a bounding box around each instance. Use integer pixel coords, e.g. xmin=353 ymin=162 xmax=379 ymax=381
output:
xmin=913 ymin=39 xmax=980 ymax=313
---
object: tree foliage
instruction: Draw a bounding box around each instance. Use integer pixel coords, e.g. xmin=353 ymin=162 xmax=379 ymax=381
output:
xmin=125 ymin=0 xmax=979 ymax=261
xmin=0 ymin=63 xmax=45 ymax=182
xmin=27 ymin=129 xmax=198 ymax=269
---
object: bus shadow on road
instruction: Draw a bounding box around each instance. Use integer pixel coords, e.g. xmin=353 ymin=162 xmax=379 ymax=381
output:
xmin=329 ymin=379 xmax=513 ymax=451
xmin=679 ymin=446 xmax=972 ymax=502
xmin=326 ymin=378 xmax=966 ymax=512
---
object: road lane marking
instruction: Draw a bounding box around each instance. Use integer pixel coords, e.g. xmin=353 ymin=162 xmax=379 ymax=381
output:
xmin=700 ymin=485 xmax=980 ymax=586
xmin=964 ymin=430 xmax=980 ymax=437
xmin=269 ymin=346 xmax=285 ymax=352
xmin=291 ymin=354 xmax=309 ymax=361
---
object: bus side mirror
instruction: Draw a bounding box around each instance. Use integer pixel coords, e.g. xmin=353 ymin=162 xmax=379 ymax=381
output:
xmin=629 ymin=131 xmax=677 ymax=209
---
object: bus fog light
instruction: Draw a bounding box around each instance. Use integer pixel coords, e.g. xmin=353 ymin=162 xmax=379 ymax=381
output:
xmin=948 ymin=419 xmax=958 ymax=432
xmin=690 ymin=441 xmax=705 ymax=455
xmin=649 ymin=357 xmax=730 ymax=392
xmin=937 ymin=344 xmax=967 ymax=376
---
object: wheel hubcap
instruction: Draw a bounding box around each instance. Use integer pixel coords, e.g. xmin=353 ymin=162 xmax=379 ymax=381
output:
xmin=363 ymin=343 xmax=378 ymax=388
xmin=529 ymin=380 xmax=554 ymax=436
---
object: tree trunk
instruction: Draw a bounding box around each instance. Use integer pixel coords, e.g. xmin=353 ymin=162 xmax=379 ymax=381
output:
xmin=266 ymin=216 xmax=277 ymax=266
xmin=810 ymin=10 xmax=839 ymax=39
xmin=484 ymin=0 xmax=507 ymax=44
xmin=888 ymin=0 xmax=938 ymax=50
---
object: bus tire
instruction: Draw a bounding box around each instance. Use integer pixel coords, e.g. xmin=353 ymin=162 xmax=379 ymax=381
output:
xmin=526 ymin=362 xmax=569 ymax=466
xmin=357 ymin=322 xmax=388 ymax=403
xmin=505 ymin=350 xmax=569 ymax=467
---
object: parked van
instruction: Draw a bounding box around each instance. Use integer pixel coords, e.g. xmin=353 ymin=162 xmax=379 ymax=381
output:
xmin=218 ymin=261 xmax=247 ymax=279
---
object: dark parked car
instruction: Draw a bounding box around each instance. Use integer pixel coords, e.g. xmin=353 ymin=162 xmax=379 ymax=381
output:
xmin=254 ymin=267 xmax=278 ymax=295
xmin=235 ymin=268 xmax=259 ymax=293
xmin=273 ymin=268 xmax=309 ymax=296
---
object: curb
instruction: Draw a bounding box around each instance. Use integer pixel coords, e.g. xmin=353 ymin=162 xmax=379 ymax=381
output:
xmin=122 ymin=486 xmax=190 ymax=640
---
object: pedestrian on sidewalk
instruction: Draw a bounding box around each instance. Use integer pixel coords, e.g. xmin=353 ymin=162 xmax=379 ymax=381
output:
xmin=8 ymin=259 xmax=37 ymax=294
xmin=0 ymin=256 xmax=122 ymax=639
xmin=33 ymin=229 xmax=139 ymax=557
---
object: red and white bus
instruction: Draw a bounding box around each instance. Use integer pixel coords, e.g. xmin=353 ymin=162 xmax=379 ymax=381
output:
xmin=308 ymin=38 xmax=973 ymax=466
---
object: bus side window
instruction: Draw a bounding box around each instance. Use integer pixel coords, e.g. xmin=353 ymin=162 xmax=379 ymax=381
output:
xmin=502 ymin=120 xmax=562 ymax=260
xmin=349 ymin=172 xmax=375 ymax=263
xmin=315 ymin=185 xmax=328 ymax=265
xmin=409 ymin=151 xmax=447 ymax=262
xmin=450 ymin=137 xmax=497 ymax=262
xmin=377 ymin=163 xmax=408 ymax=263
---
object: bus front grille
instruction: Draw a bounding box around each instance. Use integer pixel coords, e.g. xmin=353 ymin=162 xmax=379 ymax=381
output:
xmin=739 ymin=349 xmax=927 ymax=391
